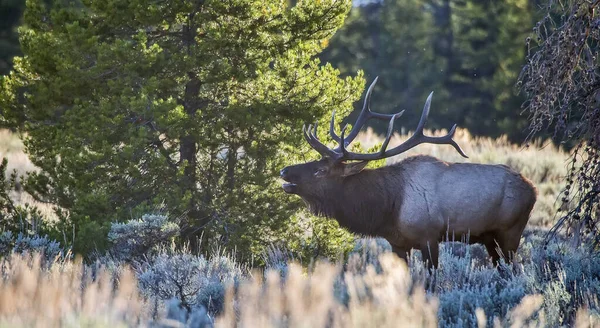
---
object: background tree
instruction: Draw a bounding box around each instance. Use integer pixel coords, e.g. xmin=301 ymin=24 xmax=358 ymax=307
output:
xmin=520 ymin=0 xmax=600 ymax=246
xmin=0 ymin=0 xmax=363 ymax=258
xmin=321 ymin=0 xmax=533 ymax=141
xmin=0 ymin=0 xmax=26 ymax=75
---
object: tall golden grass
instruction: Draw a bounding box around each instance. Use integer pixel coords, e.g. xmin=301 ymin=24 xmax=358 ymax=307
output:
xmin=0 ymin=130 xmax=56 ymax=221
xmin=0 ymin=254 xmax=145 ymax=327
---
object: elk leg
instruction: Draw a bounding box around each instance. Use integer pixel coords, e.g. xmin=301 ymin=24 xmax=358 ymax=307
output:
xmin=486 ymin=221 xmax=527 ymax=267
xmin=420 ymin=241 xmax=439 ymax=272
xmin=497 ymin=230 xmax=524 ymax=264
xmin=483 ymin=238 xmax=503 ymax=266
xmin=391 ymin=245 xmax=410 ymax=265
xmin=485 ymin=234 xmax=522 ymax=268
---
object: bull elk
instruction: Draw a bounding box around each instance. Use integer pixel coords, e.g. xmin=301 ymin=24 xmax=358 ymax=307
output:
xmin=280 ymin=77 xmax=537 ymax=270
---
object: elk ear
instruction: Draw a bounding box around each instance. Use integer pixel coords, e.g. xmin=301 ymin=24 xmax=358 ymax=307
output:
xmin=341 ymin=161 xmax=369 ymax=177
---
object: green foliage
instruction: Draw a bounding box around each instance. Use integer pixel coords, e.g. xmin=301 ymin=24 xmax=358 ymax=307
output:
xmin=321 ymin=0 xmax=534 ymax=141
xmin=280 ymin=212 xmax=355 ymax=264
xmin=0 ymin=0 xmax=364 ymax=258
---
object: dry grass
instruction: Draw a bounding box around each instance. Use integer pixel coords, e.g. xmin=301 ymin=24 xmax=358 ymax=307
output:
xmin=0 ymin=254 xmax=146 ymax=327
xmin=217 ymin=254 xmax=437 ymax=328
xmin=0 ymin=129 xmax=56 ymax=221
xmin=0 ymin=129 xmax=35 ymax=175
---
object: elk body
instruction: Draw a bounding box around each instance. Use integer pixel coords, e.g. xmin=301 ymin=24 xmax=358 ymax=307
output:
xmin=280 ymin=78 xmax=537 ymax=270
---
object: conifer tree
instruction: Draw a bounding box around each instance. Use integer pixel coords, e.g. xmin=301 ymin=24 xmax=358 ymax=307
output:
xmin=0 ymin=0 xmax=362 ymax=257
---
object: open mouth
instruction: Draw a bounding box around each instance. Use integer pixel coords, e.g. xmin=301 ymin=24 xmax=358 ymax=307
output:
xmin=282 ymin=182 xmax=297 ymax=193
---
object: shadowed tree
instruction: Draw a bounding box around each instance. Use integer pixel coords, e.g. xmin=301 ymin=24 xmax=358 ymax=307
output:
xmin=0 ymin=0 xmax=26 ymax=75
xmin=321 ymin=0 xmax=533 ymax=141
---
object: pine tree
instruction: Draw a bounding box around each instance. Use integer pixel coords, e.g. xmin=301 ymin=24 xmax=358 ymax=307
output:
xmin=0 ymin=0 xmax=363 ymax=257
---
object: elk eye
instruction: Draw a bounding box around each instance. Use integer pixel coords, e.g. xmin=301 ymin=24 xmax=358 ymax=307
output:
xmin=314 ymin=168 xmax=327 ymax=177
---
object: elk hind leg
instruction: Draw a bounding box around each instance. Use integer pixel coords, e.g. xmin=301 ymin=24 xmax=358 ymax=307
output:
xmin=485 ymin=229 xmax=523 ymax=267
xmin=483 ymin=236 xmax=503 ymax=267
xmin=498 ymin=228 xmax=525 ymax=264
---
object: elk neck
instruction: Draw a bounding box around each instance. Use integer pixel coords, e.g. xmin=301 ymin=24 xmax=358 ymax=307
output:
xmin=302 ymin=165 xmax=405 ymax=237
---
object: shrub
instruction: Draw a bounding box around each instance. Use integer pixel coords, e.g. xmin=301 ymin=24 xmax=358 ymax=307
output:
xmin=163 ymin=298 xmax=212 ymax=328
xmin=137 ymin=251 xmax=244 ymax=318
xmin=0 ymin=234 xmax=598 ymax=327
xmin=107 ymin=214 xmax=179 ymax=261
xmin=0 ymin=231 xmax=67 ymax=262
xmin=340 ymin=232 xmax=600 ymax=327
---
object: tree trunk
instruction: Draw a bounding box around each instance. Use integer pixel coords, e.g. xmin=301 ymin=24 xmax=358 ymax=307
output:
xmin=179 ymin=74 xmax=203 ymax=251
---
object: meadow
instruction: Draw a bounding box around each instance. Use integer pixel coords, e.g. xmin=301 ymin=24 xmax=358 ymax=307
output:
xmin=1 ymin=129 xmax=599 ymax=327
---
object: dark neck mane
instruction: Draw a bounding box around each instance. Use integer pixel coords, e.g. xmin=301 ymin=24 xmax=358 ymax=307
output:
xmin=301 ymin=166 xmax=404 ymax=236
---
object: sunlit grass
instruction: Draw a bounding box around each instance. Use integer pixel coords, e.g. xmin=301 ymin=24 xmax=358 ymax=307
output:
xmin=0 ymin=254 xmax=146 ymax=327
xmin=0 ymin=129 xmax=56 ymax=221
xmin=217 ymin=254 xmax=438 ymax=328
xmin=0 ymin=130 xmax=35 ymax=174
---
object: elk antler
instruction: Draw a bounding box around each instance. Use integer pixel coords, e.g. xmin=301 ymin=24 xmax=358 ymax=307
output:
xmin=304 ymin=77 xmax=468 ymax=162
xmin=329 ymin=77 xmax=403 ymax=147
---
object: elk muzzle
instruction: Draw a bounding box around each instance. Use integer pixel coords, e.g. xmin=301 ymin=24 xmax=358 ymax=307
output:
xmin=280 ymin=167 xmax=298 ymax=194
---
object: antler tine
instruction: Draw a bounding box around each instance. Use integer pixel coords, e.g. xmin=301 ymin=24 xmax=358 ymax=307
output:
xmin=329 ymin=110 xmax=341 ymax=142
xmin=414 ymin=91 xmax=433 ymax=133
xmin=303 ymin=80 xmax=467 ymax=161
xmin=303 ymin=123 xmax=341 ymax=159
xmin=339 ymin=124 xmax=350 ymax=156
xmin=330 ymin=77 xmax=405 ymax=152
xmin=303 ymin=124 xmax=333 ymax=158
xmin=385 ymin=92 xmax=468 ymax=158
xmin=378 ymin=113 xmax=400 ymax=156
xmin=337 ymin=112 xmax=401 ymax=162
xmin=432 ymin=124 xmax=469 ymax=158
xmin=306 ymin=77 xmax=405 ymax=160
xmin=341 ymin=92 xmax=468 ymax=161
xmin=340 ymin=77 xmax=379 ymax=145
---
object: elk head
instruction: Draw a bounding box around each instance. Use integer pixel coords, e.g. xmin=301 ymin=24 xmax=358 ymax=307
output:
xmin=280 ymin=77 xmax=468 ymax=197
